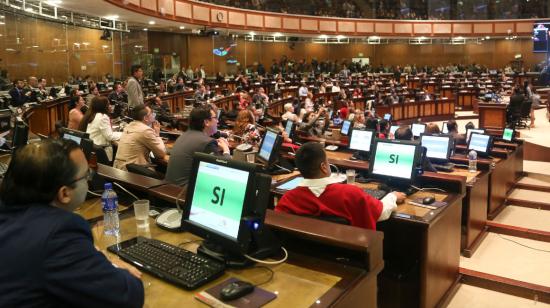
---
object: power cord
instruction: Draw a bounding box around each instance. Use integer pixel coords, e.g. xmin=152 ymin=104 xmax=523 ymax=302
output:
xmin=244 ymin=247 xmax=288 ymax=265
xmin=113 ymin=182 xmax=139 ymax=201
xmin=496 ymin=234 xmax=550 ymax=253
xmin=252 ymin=266 xmax=275 ymax=287
xmin=410 ymin=185 xmax=446 ymax=193
xmin=87 ymin=190 xmax=102 ymax=197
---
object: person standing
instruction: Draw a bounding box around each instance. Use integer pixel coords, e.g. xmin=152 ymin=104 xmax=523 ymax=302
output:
xmin=126 ymin=65 xmax=144 ymax=109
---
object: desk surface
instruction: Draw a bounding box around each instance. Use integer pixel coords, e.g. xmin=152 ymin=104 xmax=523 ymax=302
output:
xmin=90 ymin=213 xmax=369 ymax=308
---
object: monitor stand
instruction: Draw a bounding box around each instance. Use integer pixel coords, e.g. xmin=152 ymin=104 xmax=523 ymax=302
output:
xmin=197 ymin=226 xmax=281 ymax=268
xmin=350 ymin=151 xmax=369 ymax=161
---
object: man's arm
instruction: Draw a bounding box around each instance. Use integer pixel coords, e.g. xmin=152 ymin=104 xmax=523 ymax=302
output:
xmin=43 ymin=215 xmax=144 ymax=308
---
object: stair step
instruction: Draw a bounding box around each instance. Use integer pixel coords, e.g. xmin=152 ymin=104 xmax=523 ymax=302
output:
xmin=506 ymin=189 xmax=550 ymax=210
xmin=492 ymin=206 xmax=550 ymax=233
xmin=460 ymin=232 xmax=550 ymax=288
xmin=447 ymin=283 xmax=550 ymax=308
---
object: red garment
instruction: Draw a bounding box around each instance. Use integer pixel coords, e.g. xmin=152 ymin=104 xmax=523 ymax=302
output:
xmin=339 ymin=107 xmax=349 ymax=120
xmin=275 ymin=184 xmax=383 ymax=230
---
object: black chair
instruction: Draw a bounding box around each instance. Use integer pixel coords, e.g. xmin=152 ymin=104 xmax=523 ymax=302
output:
xmin=92 ymin=145 xmax=112 ymax=166
xmin=517 ymin=100 xmax=532 ymax=129
xmin=126 ymin=163 xmax=164 ymax=180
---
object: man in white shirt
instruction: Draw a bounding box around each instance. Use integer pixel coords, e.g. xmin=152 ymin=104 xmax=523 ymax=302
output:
xmin=298 ymin=83 xmax=309 ymax=98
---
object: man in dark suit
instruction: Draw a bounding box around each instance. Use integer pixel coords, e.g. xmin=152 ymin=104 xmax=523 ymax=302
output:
xmin=8 ymin=79 xmax=27 ymax=107
xmin=0 ymin=139 xmax=144 ymax=307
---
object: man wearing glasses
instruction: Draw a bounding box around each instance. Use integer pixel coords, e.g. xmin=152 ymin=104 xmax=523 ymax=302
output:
xmin=0 ymin=139 xmax=144 ymax=307
xmin=165 ymin=105 xmax=231 ymax=186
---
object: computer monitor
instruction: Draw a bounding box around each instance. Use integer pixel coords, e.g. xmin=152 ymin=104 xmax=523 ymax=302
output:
xmin=349 ymin=128 xmax=374 ymax=154
xmin=368 ymin=139 xmax=421 ymax=186
xmin=466 ymin=128 xmax=485 ymax=143
xmin=441 ymin=122 xmax=449 ymax=134
xmin=420 ymin=133 xmax=453 ymax=162
xmin=411 ymin=123 xmax=426 ymax=138
xmin=389 ymin=125 xmax=399 ymax=139
xmin=502 ymin=128 xmax=514 ymax=142
xmin=12 ymin=120 xmax=28 ymax=150
xmin=62 ymin=128 xmax=90 ymax=145
xmin=384 ymin=113 xmax=392 ymax=121
xmin=257 ymin=128 xmax=283 ymax=167
xmin=468 ymin=133 xmax=492 ymax=156
xmin=284 ymin=120 xmax=295 ymax=139
xmin=182 ymin=153 xmax=274 ymax=261
xmin=216 ymin=109 xmax=222 ymax=120
xmin=341 ymin=120 xmax=352 ymax=136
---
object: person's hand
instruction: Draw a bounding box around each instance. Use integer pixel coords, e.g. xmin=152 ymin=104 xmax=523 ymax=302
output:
xmin=111 ymin=257 xmax=142 ymax=279
xmin=152 ymin=121 xmax=161 ymax=135
xmin=392 ymin=192 xmax=406 ymax=204
xmin=217 ymin=137 xmax=230 ymax=153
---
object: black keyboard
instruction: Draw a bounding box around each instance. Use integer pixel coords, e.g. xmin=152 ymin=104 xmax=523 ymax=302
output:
xmin=0 ymin=162 xmax=8 ymax=177
xmin=107 ymin=237 xmax=225 ymax=290
xmin=432 ymin=162 xmax=455 ymax=173
xmin=364 ymin=188 xmax=388 ymax=200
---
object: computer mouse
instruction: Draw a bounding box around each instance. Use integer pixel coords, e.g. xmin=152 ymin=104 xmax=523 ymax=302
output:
xmin=422 ymin=196 xmax=435 ymax=205
xmin=220 ymin=280 xmax=255 ymax=301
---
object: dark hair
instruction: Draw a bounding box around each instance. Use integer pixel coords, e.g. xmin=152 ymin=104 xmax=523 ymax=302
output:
xmin=131 ymin=104 xmax=149 ymax=121
xmin=303 ymin=111 xmax=313 ymax=122
xmin=189 ymin=106 xmax=213 ymax=131
xmin=79 ymin=96 xmax=110 ymax=132
xmin=0 ymin=139 xmax=81 ymax=206
xmin=465 ymin=121 xmax=475 ymax=130
xmin=69 ymin=95 xmax=82 ymax=110
xmin=295 ymin=142 xmax=326 ymax=178
xmin=447 ymin=120 xmax=458 ymax=133
xmin=365 ymin=117 xmax=378 ymax=130
xmin=395 ymin=127 xmax=413 ymax=140
xmin=379 ymin=119 xmax=389 ymax=132
xmin=131 ymin=64 xmax=142 ymax=75
xmin=426 ymin=123 xmax=441 ymax=134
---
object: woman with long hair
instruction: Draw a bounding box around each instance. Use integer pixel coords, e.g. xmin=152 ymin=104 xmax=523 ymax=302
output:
xmin=79 ymin=96 xmax=121 ymax=161
xmin=232 ymin=109 xmax=261 ymax=145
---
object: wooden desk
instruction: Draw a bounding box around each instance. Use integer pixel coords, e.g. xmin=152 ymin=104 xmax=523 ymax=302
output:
xmin=375 ymin=98 xmax=455 ymax=123
xmin=90 ymin=214 xmax=381 ymax=308
xmin=478 ymin=102 xmax=508 ymax=130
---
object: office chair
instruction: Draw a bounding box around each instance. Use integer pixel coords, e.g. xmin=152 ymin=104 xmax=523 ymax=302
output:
xmin=92 ymin=145 xmax=112 ymax=166
xmin=126 ymin=163 xmax=165 ymax=180
xmin=517 ymin=100 xmax=532 ymax=129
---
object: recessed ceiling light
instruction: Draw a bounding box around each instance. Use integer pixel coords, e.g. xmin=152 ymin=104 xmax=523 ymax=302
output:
xmin=179 ymin=26 xmax=185 ymax=29
xmin=143 ymin=28 xmax=148 ymax=31
xmin=105 ymin=15 xmax=119 ymax=20
xmin=319 ymin=34 xmax=327 ymax=39
xmin=44 ymin=0 xmax=62 ymax=6
xmin=273 ymin=32 xmax=282 ymax=37
xmin=249 ymin=31 xmax=255 ymax=36
xmin=148 ymin=21 xmax=155 ymax=25
xmin=336 ymin=35 xmax=345 ymax=39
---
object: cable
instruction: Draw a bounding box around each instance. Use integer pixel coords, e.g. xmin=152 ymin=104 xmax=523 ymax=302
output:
xmin=453 ymin=163 xmax=469 ymax=168
xmin=112 ymin=182 xmax=139 ymax=201
xmin=410 ymin=185 xmax=446 ymax=192
xmin=274 ymin=163 xmax=291 ymax=173
xmin=175 ymin=186 xmax=186 ymax=212
xmin=244 ymin=247 xmax=288 ymax=265
xmin=496 ymin=234 xmax=550 ymax=253
xmin=87 ymin=190 xmax=102 ymax=197
xmin=252 ymin=266 xmax=275 ymax=287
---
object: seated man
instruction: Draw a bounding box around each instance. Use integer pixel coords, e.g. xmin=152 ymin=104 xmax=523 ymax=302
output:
xmin=0 ymin=139 xmax=143 ymax=307
xmin=113 ymin=104 xmax=166 ymax=171
xmin=275 ymin=142 xmax=405 ymax=230
xmin=165 ymin=106 xmax=230 ymax=186
xmin=394 ymin=126 xmax=437 ymax=172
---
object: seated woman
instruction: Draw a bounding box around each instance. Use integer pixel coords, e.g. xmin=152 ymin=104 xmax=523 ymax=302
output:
xmin=299 ymin=108 xmax=327 ymax=137
xmin=353 ymin=110 xmax=366 ymax=129
xmin=79 ymin=96 xmax=122 ymax=161
xmin=425 ymin=123 xmax=440 ymax=134
xmin=67 ymin=95 xmax=85 ymax=130
xmin=233 ymin=109 xmax=261 ymax=146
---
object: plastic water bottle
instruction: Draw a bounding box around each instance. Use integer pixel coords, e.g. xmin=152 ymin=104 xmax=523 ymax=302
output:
xmin=102 ymin=182 xmax=120 ymax=236
xmin=468 ymin=150 xmax=478 ymax=173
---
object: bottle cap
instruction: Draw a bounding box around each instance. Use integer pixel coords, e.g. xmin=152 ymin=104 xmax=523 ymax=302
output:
xmin=104 ymin=182 xmax=113 ymax=190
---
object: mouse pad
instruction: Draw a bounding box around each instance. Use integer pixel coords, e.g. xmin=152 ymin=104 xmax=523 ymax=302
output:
xmin=195 ymin=278 xmax=277 ymax=308
xmin=409 ymin=198 xmax=447 ymax=210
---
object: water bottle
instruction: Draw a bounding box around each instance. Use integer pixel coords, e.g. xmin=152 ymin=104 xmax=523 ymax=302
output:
xmin=468 ymin=150 xmax=478 ymax=173
xmin=102 ymin=182 xmax=120 ymax=236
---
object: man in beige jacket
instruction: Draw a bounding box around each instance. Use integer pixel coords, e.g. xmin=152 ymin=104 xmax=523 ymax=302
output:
xmin=113 ymin=104 xmax=166 ymax=171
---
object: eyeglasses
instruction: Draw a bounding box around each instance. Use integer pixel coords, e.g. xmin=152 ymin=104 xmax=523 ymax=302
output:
xmin=67 ymin=169 xmax=94 ymax=186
